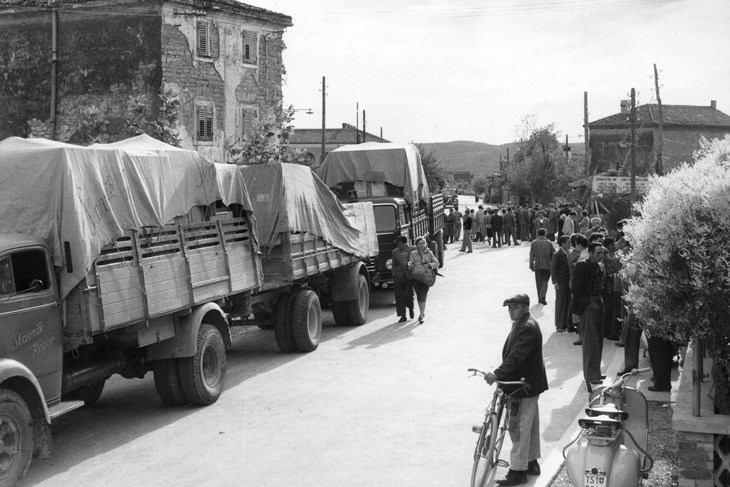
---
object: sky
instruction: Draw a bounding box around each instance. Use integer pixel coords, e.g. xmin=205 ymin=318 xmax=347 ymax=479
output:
xmin=252 ymin=0 xmax=730 ymax=145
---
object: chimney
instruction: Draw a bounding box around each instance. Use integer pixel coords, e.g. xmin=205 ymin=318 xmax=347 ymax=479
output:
xmin=711 ymin=100 xmax=717 ymax=109
xmin=620 ymin=100 xmax=629 ymax=114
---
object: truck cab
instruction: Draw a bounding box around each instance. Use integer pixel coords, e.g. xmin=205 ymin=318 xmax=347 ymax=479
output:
xmin=368 ymin=198 xmax=411 ymax=288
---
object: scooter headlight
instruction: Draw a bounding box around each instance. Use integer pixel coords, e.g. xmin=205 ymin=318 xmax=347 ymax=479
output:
xmin=385 ymin=258 xmax=393 ymax=270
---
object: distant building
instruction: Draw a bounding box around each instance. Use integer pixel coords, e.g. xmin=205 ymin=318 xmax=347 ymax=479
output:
xmin=587 ymin=100 xmax=730 ymax=175
xmin=289 ymin=123 xmax=388 ymax=166
xmin=0 ymin=0 xmax=291 ymax=162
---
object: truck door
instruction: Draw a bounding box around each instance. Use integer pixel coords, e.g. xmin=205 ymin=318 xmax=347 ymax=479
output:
xmin=0 ymin=247 xmax=63 ymax=403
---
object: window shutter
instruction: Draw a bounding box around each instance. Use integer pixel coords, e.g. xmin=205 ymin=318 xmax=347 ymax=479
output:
xmin=197 ymin=21 xmax=213 ymax=57
xmin=198 ymin=105 xmax=214 ymax=141
xmin=205 ymin=107 xmax=214 ymax=139
xmin=198 ymin=106 xmax=207 ymax=138
xmin=243 ymin=31 xmax=257 ymax=63
xmin=242 ymin=108 xmax=257 ymax=136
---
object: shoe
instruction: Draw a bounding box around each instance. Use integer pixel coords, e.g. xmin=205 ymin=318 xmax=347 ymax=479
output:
xmin=398 ymin=316 xmax=407 ymax=323
xmin=526 ymin=460 xmax=541 ymax=476
xmin=409 ymin=308 xmax=414 ymax=319
xmin=573 ymin=340 xmax=583 ymax=345
xmin=418 ymin=316 xmax=424 ymax=324
xmin=466 ymin=251 xmax=472 ymax=253
xmin=600 ymin=375 xmax=606 ymax=379
xmin=589 ymin=379 xmax=603 ymax=385
xmin=648 ymin=385 xmax=671 ymax=392
xmin=459 ymin=250 xmax=465 ymax=252
xmin=615 ymin=342 xmax=625 ymax=347
xmin=495 ymin=470 xmax=527 ymax=485
xmin=567 ymin=326 xmax=576 ymax=333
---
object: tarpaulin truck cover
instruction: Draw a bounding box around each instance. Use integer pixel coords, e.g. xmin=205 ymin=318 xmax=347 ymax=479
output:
xmin=239 ymin=163 xmax=377 ymax=258
xmin=316 ymin=142 xmax=431 ymax=205
xmin=0 ymin=134 xmax=255 ymax=299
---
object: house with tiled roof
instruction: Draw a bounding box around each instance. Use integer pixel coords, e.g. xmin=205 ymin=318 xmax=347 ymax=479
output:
xmin=289 ymin=123 xmax=388 ymax=166
xmin=0 ymin=0 xmax=291 ymax=162
xmin=587 ymin=100 xmax=730 ymax=175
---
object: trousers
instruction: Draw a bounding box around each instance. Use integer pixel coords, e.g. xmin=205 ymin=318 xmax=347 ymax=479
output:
xmin=554 ymin=282 xmax=571 ymax=330
xmin=582 ymin=297 xmax=605 ymax=381
xmin=507 ymin=395 xmax=541 ymax=471
xmin=393 ymin=280 xmax=413 ymax=318
xmin=534 ymin=270 xmax=550 ymax=302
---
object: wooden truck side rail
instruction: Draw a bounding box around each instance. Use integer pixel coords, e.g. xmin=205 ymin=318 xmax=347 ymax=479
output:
xmin=63 ymin=216 xmax=261 ymax=349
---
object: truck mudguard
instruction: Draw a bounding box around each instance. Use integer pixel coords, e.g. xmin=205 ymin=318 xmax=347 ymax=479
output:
xmin=329 ymin=262 xmax=367 ymax=303
xmin=145 ymin=303 xmax=230 ymax=360
xmin=0 ymin=359 xmax=51 ymax=423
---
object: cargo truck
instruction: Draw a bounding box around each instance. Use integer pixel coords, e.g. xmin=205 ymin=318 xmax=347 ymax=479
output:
xmin=316 ymin=142 xmax=445 ymax=289
xmin=0 ymin=136 xmax=376 ymax=486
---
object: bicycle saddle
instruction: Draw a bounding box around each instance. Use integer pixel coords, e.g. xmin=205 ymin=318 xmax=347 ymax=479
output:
xmin=578 ymin=414 xmax=624 ymax=430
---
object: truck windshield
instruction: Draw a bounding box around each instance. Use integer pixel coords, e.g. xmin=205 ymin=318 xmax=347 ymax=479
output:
xmin=373 ymin=205 xmax=397 ymax=233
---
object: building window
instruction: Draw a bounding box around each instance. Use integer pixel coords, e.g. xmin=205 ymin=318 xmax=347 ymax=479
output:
xmin=242 ymin=30 xmax=257 ymax=64
xmin=197 ymin=104 xmax=214 ymax=141
xmin=197 ymin=21 xmax=213 ymax=58
xmin=241 ymin=107 xmax=258 ymax=137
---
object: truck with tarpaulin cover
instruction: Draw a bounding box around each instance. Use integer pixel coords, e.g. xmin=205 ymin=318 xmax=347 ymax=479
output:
xmin=316 ymin=142 xmax=445 ymax=289
xmin=0 ymin=136 xmax=376 ymax=486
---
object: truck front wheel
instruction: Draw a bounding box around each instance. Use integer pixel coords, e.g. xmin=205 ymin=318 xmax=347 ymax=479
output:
xmin=178 ymin=324 xmax=226 ymax=406
xmin=0 ymin=389 xmax=33 ymax=487
xmin=290 ymin=289 xmax=322 ymax=352
xmin=154 ymin=359 xmax=188 ymax=407
xmin=344 ymin=274 xmax=369 ymax=326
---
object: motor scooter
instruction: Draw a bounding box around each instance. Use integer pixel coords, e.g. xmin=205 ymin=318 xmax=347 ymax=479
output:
xmin=563 ymin=368 xmax=654 ymax=486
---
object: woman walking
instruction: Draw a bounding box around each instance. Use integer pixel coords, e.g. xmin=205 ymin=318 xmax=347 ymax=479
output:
xmin=408 ymin=236 xmax=440 ymax=324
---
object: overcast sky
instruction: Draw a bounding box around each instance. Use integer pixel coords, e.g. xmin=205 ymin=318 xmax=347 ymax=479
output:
xmin=252 ymin=0 xmax=730 ymax=145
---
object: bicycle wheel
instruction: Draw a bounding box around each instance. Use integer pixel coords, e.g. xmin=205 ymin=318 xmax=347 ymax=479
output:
xmin=471 ymin=412 xmax=499 ymax=487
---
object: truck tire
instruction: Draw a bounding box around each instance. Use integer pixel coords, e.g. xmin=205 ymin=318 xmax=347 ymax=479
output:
xmin=344 ymin=274 xmax=369 ymax=326
xmin=435 ymin=231 xmax=445 ymax=268
xmin=154 ymin=359 xmax=188 ymax=407
xmin=68 ymin=380 xmax=106 ymax=406
xmin=331 ymin=301 xmax=349 ymax=326
xmin=178 ymin=324 xmax=226 ymax=406
xmin=289 ymin=289 xmax=322 ymax=352
xmin=0 ymin=389 xmax=33 ymax=487
xmin=274 ymin=293 xmax=297 ymax=353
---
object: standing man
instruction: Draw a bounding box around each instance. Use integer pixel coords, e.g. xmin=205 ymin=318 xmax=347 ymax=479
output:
xmin=532 ymin=210 xmax=549 ymax=239
xmin=391 ymin=236 xmax=414 ymax=322
xmin=550 ymin=235 xmax=572 ymax=332
xmin=519 ymin=205 xmax=531 ymax=241
xmin=444 ymin=209 xmax=456 ymax=244
xmin=460 ymin=210 xmax=473 ymax=253
xmin=572 ymin=243 xmax=607 ymax=385
xmin=529 ymin=228 xmax=554 ymax=305
xmin=453 ymin=208 xmax=463 ymax=242
xmin=547 ymin=204 xmax=558 ymax=241
xmin=568 ymin=234 xmax=589 ymax=344
xmin=491 ymin=208 xmax=503 ymax=248
xmin=485 ymin=293 xmax=548 ymax=486
xmin=475 ymin=205 xmax=485 ymax=242
xmin=503 ymin=207 xmax=518 ymax=245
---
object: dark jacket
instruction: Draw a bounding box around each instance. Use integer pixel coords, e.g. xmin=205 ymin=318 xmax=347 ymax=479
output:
xmin=463 ymin=215 xmax=473 ymax=230
xmin=550 ymin=248 xmax=570 ymax=284
xmin=494 ymin=313 xmax=548 ymax=399
xmin=490 ymin=213 xmax=503 ymax=232
xmin=503 ymin=212 xmax=516 ymax=228
xmin=571 ymin=259 xmax=604 ymax=315
xmin=529 ymin=236 xmax=554 ymax=271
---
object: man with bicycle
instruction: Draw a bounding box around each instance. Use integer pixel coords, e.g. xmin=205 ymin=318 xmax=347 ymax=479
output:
xmin=485 ymin=294 xmax=548 ymax=486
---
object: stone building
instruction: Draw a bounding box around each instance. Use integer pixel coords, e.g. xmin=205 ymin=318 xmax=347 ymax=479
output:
xmin=587 ymin=100 xmax=730 ymax=175
xmin=0 ymin=0 xmax=291 ymax=162
xmin=288 ymin=123 xmax=388 ymax=167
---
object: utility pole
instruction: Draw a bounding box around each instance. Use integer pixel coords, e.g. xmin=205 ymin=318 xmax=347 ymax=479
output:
xmin=320 ymin=75 xmax=326 ymax=163
xmin=356 ymin=102 xmax=360 ymax=144
xmin=654 ymin=63 xmax=664 ymax=176
xmin=630 ymin=88 xmax=637 ymax=203
xmin=584 ymin=91 xmax=590 ymax=175
xmin=563 ymin=134 xmax=571 ymax=164
xmin=362 ymin=110 xmax=366 ymax=143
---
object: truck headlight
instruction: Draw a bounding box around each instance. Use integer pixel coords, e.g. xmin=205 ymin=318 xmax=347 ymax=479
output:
xmin=385 ymin=258 xmax=393 ymax=270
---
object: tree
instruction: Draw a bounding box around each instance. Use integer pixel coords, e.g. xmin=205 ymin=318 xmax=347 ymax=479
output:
xmin=227 ymin=103 xmax=308 ymax=166
xmin=505 ymin=116 xmax=582 ymax=204
xmin=472 ymin=176 xmax=488 ymax=196
xmin=621 ymin=135 xmax=730 ymax=414
xmin=416 ymin=144 xmax=446 ymax=192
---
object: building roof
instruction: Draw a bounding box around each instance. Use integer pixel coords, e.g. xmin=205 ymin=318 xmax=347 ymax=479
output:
xmin=290 ymin=123 xmax=389 ymax=145
xmin=589 ymin=104 xmax=730 ymax=129
xmin=0 ymin=0 xmax=293 ymax=26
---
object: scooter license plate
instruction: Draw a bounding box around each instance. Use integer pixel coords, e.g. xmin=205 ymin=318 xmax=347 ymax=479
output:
xmin=584 ymin=472 xmax=606 ymax=486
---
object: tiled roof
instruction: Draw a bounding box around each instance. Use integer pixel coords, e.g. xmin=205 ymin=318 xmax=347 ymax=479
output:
xmin=290 ymin=124 xmax=389 ymax=145
xmin=0 ymin=0 xmax=293 ymax=25
xmin=589 ymin=104 xmax=730 ymax=128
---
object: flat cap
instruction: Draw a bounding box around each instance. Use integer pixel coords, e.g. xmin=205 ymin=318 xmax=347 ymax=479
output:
xmin=503 ymin=293 xmax=530 ymax=306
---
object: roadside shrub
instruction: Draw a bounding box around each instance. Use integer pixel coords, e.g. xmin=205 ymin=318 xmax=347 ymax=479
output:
xmin=621 ymin=135 xmax=730 ymax=414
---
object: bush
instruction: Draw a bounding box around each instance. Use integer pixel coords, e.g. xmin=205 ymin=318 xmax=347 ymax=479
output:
xmin=621 ymin=135 xmax=730 ymax=414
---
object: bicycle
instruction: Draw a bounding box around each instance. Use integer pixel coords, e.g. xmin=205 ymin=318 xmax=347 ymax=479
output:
xmin=467 ymin=368 xmax=530 ymax=487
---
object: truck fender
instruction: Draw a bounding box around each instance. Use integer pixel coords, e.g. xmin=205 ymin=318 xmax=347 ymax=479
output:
xmin=145 ymin=303 xmax=231 ymax=360
xmin=330 ymin=262 xmax=368 ymax=303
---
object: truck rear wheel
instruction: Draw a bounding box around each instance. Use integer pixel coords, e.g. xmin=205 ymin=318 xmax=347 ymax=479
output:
xmin=178 ymin=324 xmax=226 ymax=406
xmin=0 ymin=389 xmax=33 ymax=487
xmin=331 ymin=301 xmax=349 ymax=326
xmin=154 ymin=359 xmax=188 ymax=407
xmin=344 ymin=274 xmax=369 ymax=326
xmin=274 ymin=293 xmax=297 ymax=353
xmin=289 ymin=289 xmax=322 ymax=352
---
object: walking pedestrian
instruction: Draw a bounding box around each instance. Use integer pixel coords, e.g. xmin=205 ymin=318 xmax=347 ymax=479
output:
xmin=491 ymin=208 xmax=503 ymax=248
xmin=569 ymin=234 xmax=588 ymax=344
xmin=454 ymin=208 xmax=463 ymax=242
xmin=391 ymin=236 xmax=414 ymax=322
xmin=550 ymin=235 xmax=572 ymax=332
xmin=519 ymin=205 xmax=531 ymax=241
xmin=503 ymin=207 xmax=518 ymax=245
xmin=572 ymin=243 xmax=607 ymax=385
xmin=529 ymin=228 xmax=554 ymax=305
xmin=484 ymin=293 xmax=548 ymax=486
xmin=408 ymin=236 xmax=439 ymax=324
xmin=461 ymin=211 xmax=473 ymax=253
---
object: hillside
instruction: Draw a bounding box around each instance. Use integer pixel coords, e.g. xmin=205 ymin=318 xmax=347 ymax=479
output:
xmin=418 ymin=140 xmax=586 ymax=178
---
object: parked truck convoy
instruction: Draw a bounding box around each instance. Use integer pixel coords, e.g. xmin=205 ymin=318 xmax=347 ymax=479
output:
xmin=0 ymin=135 xmax=377 ymax=486
xmin=316 ymin=142 xmax=445 ymax=288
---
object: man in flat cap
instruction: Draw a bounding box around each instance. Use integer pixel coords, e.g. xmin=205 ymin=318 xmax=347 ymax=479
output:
xmin=484 ymin=293 xmax=548 ymax=485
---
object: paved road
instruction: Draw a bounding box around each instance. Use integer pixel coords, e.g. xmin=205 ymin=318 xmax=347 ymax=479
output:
xmin=21 ymin=236 xmax=627 ymax=487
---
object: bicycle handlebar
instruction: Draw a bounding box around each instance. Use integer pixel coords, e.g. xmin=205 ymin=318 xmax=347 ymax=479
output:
xmin=467 ymin=368 xmax=527 ymax=386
